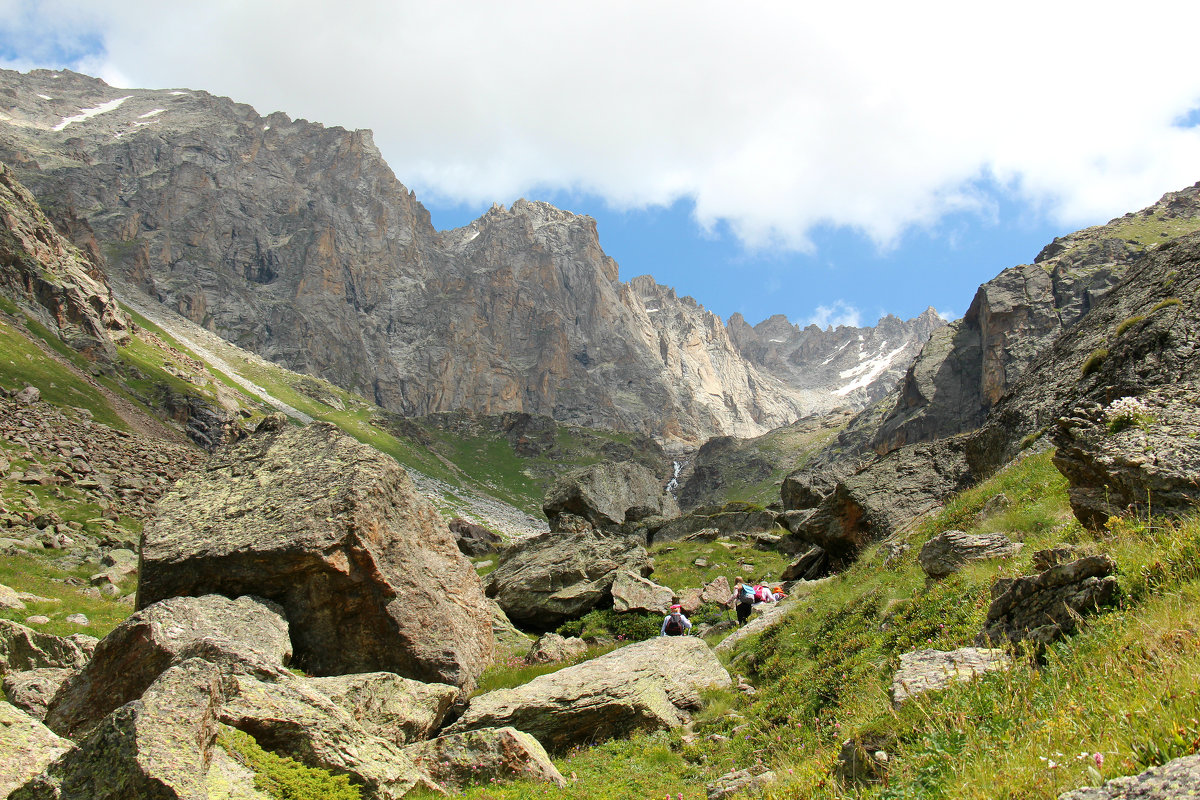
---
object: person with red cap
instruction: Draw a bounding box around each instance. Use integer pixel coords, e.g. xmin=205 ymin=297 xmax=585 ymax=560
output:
xmin=661 ymin=603 xmax=692 ymax=636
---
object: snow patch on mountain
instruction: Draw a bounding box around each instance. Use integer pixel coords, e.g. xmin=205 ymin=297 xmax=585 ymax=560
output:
xmin=52 ymin=95 xmax=132 ymax=131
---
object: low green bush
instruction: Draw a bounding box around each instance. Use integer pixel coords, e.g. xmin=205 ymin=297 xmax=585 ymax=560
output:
xmin=217 ymin=725 xmax=362 ymax=800
xmin=1080 ymin=347 xmax=1108 ymax=378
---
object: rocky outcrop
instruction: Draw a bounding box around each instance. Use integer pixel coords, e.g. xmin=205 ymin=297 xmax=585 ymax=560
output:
xmin=485 ymin=528 xmax=651 ymax=630
xmin=0 ymin=701 xmax=72 ymax=798
xmin=1058 ymin=754 xmax=1200 ymax=800
xmin=524 ymin=633 xmax=588 ymax=665
xmin=918 ymin=530 xmax=1022 ymax=578
xmin=446 ymin=636 xmax=731 ymax=750
xmin=713 ymin=600 xmax=795 ymax=654
xmin=780 ymin=470 xmax=838 ymax=511
xmin=890 ymin=648 xmax=1010 ymax=707
xmin=0 ymin=162 xmax=130 ymax=358
xmin=1052 ymin=387 xmax=1200 ymax=529
xmin=706 ymin=767 xmax=777 ymax=800
xmin=784 ymin=436 xmax=974 ymax=563
xmin=13 ymin=658 xmax=229 ymax=800
xmin=978 ymin=555 xmax=1119 ymax=646
xmin=0 ymin=620 xmax=94 ymax=673
xmin=403 ymin=727 xmax=566 ymax=791
xmin=610 ymin=571 xmax=674 ymax=614
xmin=652 ymin=504 xmax=779 ymax=544
xmin=44 ymin=594 xmax=292 ymax=739
xmin=138 ymin=421 xmax=493 ymax=689
xmin=2 ymin=668 xmax=73 ymax=720
xmin=781 ymin=546 xmax=831 ymax=581
xmin=543 ymin=461 xmax=678 ymax=531
xmin=448 ymin=517 xmax=504 ymax=557
xmin=218 ymin=672 xmax=439 ymax=799
xmin=302 ymin=672 xmax=458 ymax=747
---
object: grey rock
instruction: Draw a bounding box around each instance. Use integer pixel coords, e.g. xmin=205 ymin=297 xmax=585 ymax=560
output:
xmin=23 ymin=615 xmax=50 ymax=626
xmin=524 ymin=633 xmax=588 ymax=665
xmin=45 ymin=594 xmax=291 ymax=739
xmin=403 ymin=727 xmax=567 ymax=791
xmin=918 ymin=530 xmax=1022 ymax=578
xmin=707 ymin=767 xmax=777 ymax=800
xmin=448 ymin=517 xmax=504 ymax=557
xmin=486 ymin=528 xmax=651 ymax=630
xmin=302 ymin=672 xmax=458 ymax=747
xmin=14 ymin=386 xmax=42 ymax=406
xmin=0 ymin=701 xmax=74 ymax=799
xmin=834 ymin=736 xmax=892 ymax=784
xmin=780 ymin=470 xmax=837 ymax=510
xmin=1032 ymin=546 xmax=1081 ymax=572
xmin=891 ymin=648 xmax=1011 ymax=707
xmin=138 ymin=421 xmax=494 ymax=690
xmin=2 ymin=669 xmax=74 ymax=720
xmin=0 ymin=620 xmax=93 ymax=673
xmin=1053 ymin=388 xmax=1200 ymax=529
xmin=979 ymin=555 xmax=1119 ymax=646
xmin=1058 ymin=754 xmax=1200 ymax=799
xmin=0 ymin=582 xmax=27 ymax=610
xmin=781 ymin=545 xmax=830 ymax=581
xmin=62 ymin=614 xmax=88 ymax=627
xmin=653 ymin=508 xmax=779 ymax=544
xmin=610 ymin=570 xmax=674 ymax=614
xmin=543 ymin=461 xmax=678 ymax=530
xmin=446 ymin=636 xmax=731 ymax=750
xmin=714 ymin=600 xmax=796 ymax=654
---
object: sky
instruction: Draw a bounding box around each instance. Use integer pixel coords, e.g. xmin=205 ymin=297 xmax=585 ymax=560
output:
xmin=3 ymin=1 xmax=1200 ymax=328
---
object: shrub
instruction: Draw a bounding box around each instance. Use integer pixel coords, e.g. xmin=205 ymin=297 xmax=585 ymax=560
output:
xmin=217 ymin=725 xmax=362 ymax=800
xmin=1115 ymin=315 xmax=1146 ymax=337
xmin=557 ymin=609 xmax=660 ymax=642
xmin=1151 ymin=297 xmax=1183 ymax=313
xmin=1080 ymin=348 xmax=1108 ymax=378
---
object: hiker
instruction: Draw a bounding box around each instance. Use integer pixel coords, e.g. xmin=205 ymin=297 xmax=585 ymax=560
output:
xmin=729 ymin=577 xmax=755 ymax=626
xmin=661 ymin=603 xmax=692 ymax=636
xmin=754 ymin=583 xmax=774 ymax=604
xmin=770 ymin=585 xmax=787 ymax=601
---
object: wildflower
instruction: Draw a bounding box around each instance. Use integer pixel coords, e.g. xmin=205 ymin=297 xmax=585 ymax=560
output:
xmin=1094 ymin=752 xmax=1104 ymax=767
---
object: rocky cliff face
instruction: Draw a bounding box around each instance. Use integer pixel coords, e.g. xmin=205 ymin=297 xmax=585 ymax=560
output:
xmin=0 ymin=68 xmax=933 ymax=443
xmin=820 ymin=182 xmax=1200 ymax=463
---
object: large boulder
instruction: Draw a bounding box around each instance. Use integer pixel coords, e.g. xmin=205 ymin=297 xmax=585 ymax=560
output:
xmin=1053 ymin=388 xmax=1200 ymax=529
xmin=780 ymin=470 xmax=836 ymax=511
xmin=524 ymin=633 xmax=588 ymax=665
xmin=610 ymin=570 xmax=674 ymax=614
xmin=978 ymin=555 xmax=1119 ymax=646
xmin=446 ymin=636 xmax=731 ymax=750
xmin=543 ymin=461 xmax=678 ymax=531
xmin=138 ymin=421 xmax=494 ymax=690
xmin=302 ymin=672 xmax=459 ymax=747
xmin=890 ymin=648 xmax=1011 ymax=707
xmin=486 ymin=529 xmax=651 ymax=630
xmin=403 ymin=727 xmax=566 ymax=791
xmin=0 ymin=701 xmax=73 ymax=798
xmin=714 ymin=600 xmax=795 ymax=654
xmin=652 ymin=506 xmax=779 ymax=544
xmin=781 ymin=546 xmax=831 ymax=581
xmin=13 ymin=658 xmax=228 ymax=800
xmin=448 ymin=517 xmax=504 ymax=557
xmin=219 ymin=672 xmax=439 ymax=800
xmin=0 ymin=620 xmax=95 ymax=673
xmin=1058 ymin=754 xmax=1200 ymax=800
xmin=2 ymin=668 xmax=73 ymax=720
xmin=918 ymin=530 xmax=1022 ymax=578
xmin=44 ymin=594 xmax=292 ymax=739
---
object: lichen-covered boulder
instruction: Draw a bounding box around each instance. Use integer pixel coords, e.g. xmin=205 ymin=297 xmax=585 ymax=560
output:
xmin=446 ymin=636 xmax=730 ymax=750
xmin=448 ymin=518 xmax=504 ymax=557
xmin=2 ymin=668 xmax=73 ymax=720
xmin=781 ymin=545 xmax=831 ymax=581
xmin=138 ymin=421 xmax=493 ymax=690
xmin=0 ymin=620 xmax=94 ymax=673
xmin=302 ymin=672 xmax=458 ymax=747
xmin=978 ymin=555 xmax=1119 ymax=646
xmin=13 ymin=658 xmax=228 ymax=800
xmin=44 ymin=594 xmax=291 ymax=739
xmin=543 ymin=461 xmax=678 ymax=531
xmin=918 ymin=530 xmax=1022 ymax=578
xmin=890 ymin=648 xmax=1011 ymax=707
xmin=486 ymin=529 xmax=651 ymax=630
xmin=403 ymin=727 xmax=566 ymax=791
xmin=524 ymin=633 xmax=587 ymax=665
xmin=1058 ymin=754 xmax=1200 ymax=799
xmin=0 ymin=701 xmax=73 ymax=798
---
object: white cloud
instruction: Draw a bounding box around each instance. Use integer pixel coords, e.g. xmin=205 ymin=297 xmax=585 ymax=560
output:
xmin=807 ymin=301 xmax=862 ymax=330
xmin=5 ymin=0 xmax=1200 ymax=251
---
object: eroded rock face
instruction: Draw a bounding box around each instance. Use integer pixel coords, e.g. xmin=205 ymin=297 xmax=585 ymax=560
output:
xmin=486 ymin=529 xmax=651 ymax=630
xmin=1057 ymin=754 xmax=1200 ymax=800
xmin=403 ymin=727 xmax=566 ymax=791
xmin=302 ymin=672 xmax=458 ymax=747
xmin=446 ymin=636 xmax=731 ymax=750
xmin=1053 ymin=387 xmax=1200 ymax=529
xmin=138 ymin=421 xmax=493 ymax=689
xmin=918 ymin=530 xmax=1022 ymax=578
xmin=44 ymin=594 xmax=291 ymax=739
xmin=890 ymin=648 xmax=1011 ymax=707
xmin=0 ymin=620 xmax=94 ymax=673
xmin=543 ymin=461 xmax=678 ymax=531
xmin=979 ymin=555 xmax=1119 ymax=646
xmin=0 ymin=701 xmax=73 ymax=798
xmin=13 ymin=658 xmax=228 ymax=800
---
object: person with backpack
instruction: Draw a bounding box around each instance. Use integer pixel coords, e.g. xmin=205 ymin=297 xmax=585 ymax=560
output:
xmin=661 ymin=604 xmax=692 ymax=636
xmin=729 ymin=577 xmax=755 ymax=626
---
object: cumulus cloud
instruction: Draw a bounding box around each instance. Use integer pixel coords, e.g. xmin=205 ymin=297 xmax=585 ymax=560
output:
xmin=4 ymin=0 xmax=1200 ymax=252
xmin=807 ymin=301 xmax=862 ymax=330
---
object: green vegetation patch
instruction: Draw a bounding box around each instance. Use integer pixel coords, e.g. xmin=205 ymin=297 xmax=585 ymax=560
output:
xmin=649 ymin=536 xmax=791 ymax=594
xmin=216 ymin=725 xmax=362 ymax=800
xmin=0 ymin=551 xmax=134 ymax=638
xmin=1081 ymin=347 xmax=1108 ymax=378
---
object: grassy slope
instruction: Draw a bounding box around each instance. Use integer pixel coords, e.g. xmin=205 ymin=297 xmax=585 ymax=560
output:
xmin=439 ymin=451 xmax=1200 ymax=800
